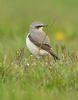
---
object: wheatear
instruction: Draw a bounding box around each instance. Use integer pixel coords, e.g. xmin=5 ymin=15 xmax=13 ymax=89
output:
xmin=26 ymin=22 xmax=59 ymax=60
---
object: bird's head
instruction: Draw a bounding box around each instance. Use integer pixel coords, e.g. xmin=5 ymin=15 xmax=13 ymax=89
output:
xmin=30 ymin=22 xmax=47 ymax=31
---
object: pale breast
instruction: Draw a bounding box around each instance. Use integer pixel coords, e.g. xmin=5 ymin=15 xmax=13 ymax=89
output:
xmin=26 ymin=35 xmax=48 ymax=57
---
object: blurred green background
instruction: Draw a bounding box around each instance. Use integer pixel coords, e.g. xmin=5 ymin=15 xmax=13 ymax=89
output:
xmin=0 ymin=0 xmax=78 ymax=100
xmin=0 ymin=0 xmax=78 ymax=55
xmin=0 ymin=0 xmax=78 ymax=49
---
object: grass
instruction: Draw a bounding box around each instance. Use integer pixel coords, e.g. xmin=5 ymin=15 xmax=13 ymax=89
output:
xmin=0 ymin=0 xmax=78 ymax=100
xmin=0 ymin=48 xmax=78 ymax=100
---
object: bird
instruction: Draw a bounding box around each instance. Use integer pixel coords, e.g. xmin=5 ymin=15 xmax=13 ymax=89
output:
xmin=26 ymin=22 xmax=60 ymax=61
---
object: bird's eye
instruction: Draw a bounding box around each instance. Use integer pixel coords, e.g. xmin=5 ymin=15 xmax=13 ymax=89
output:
xmin=35 ymin=26 xmax=41 ymax=28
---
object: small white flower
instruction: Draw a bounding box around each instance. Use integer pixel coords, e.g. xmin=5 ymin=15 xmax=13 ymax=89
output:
xmin=27 ymin=62 xmax=30 ymax=66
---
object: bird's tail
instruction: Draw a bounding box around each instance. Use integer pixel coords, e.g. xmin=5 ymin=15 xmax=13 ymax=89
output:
xmin=49 ymin=50 xmax=60 ymax=61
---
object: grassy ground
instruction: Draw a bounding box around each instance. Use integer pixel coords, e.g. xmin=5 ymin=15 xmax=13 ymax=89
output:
xmin=0 ymin=0 xmax=78 ymax=100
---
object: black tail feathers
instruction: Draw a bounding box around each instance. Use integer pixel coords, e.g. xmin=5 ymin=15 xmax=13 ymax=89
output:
xmin=49 ymin=50 xmax=60 ymax=61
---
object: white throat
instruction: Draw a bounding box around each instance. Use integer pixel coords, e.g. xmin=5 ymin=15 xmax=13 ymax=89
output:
xmin=38 ymin=27 xmax=43 ymax=31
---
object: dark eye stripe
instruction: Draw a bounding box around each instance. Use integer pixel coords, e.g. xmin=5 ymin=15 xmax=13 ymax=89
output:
xmin=35 ymin=25 xmax=43 ymax=28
